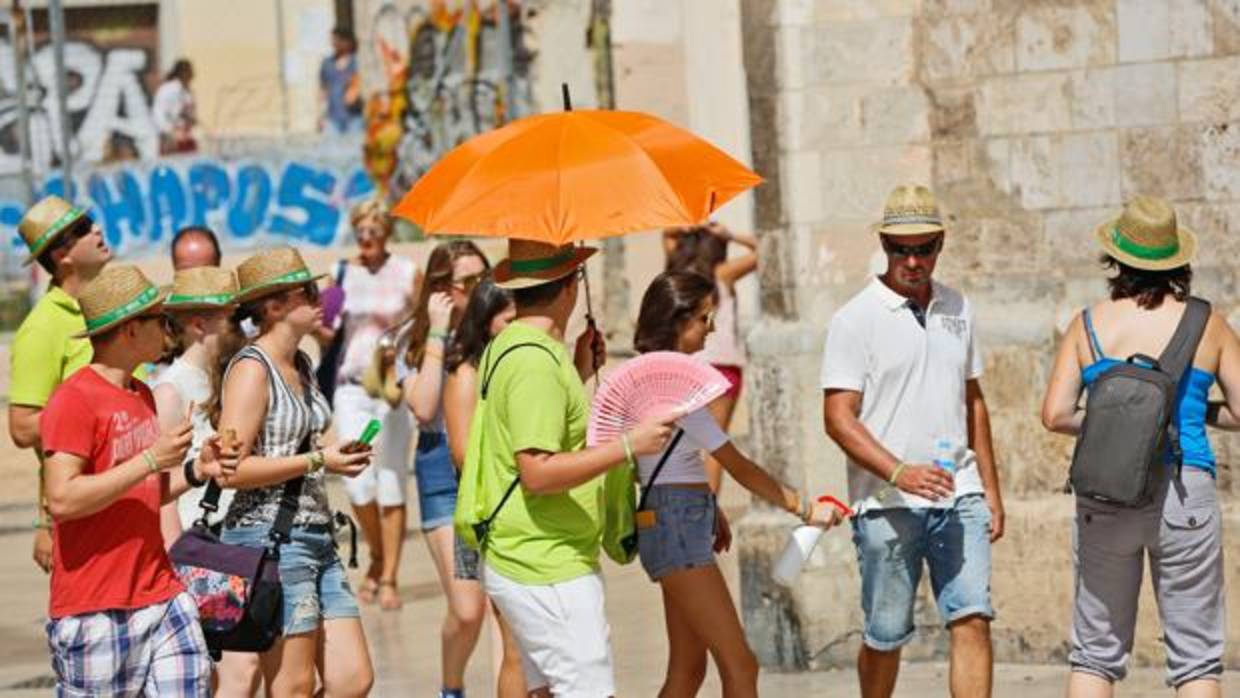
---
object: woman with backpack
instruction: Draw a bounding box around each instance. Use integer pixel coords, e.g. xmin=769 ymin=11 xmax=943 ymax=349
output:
xmin=633 ymin=270 xmax=842 ymax=698
xmin=1041 ymin=196 xmax=1240 ymax=698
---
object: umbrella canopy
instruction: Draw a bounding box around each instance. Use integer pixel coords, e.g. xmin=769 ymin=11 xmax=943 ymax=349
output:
xmin=393 ymin=109 xmax=761 ymax=244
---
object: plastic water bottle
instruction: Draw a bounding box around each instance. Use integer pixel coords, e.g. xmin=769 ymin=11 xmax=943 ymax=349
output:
xmin=772 ymin=525 xmax=825 ymax=587
xmin=934 ymin=437 xmax=956 ymax=473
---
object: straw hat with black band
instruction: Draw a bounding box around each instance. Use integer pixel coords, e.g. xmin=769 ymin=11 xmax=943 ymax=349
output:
xmin=1095 ymin=195 xmax=1196 ymax=272
xmin=164 ymin=266 xmax=240 ymax=311
xmin=493 ymin=239 xmax=596 ymax=290
xmin=873 ymin=185 xmax=946 ymax=237
xmin=74 ymin=265 xmax=168 ymax=338
xmin=234 ymin=247 xmax=327 ymax=304
xmin=19 ymin=195 xmax=90 ymax=266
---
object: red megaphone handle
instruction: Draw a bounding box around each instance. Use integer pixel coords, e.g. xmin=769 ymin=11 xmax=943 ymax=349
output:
xmin=817 ymin=494 xmax=854 ymax=518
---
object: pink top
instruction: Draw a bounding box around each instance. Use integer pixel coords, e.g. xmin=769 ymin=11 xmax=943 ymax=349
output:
xmin=337 ymin=255 xmax=418 ymax=383
xmin=696 ymin=282 xmax=745 ymax=367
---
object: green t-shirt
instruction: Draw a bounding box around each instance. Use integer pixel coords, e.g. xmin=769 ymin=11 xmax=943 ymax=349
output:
xmin=10 ymin=286 xmax=92 ymax=408
xmin=469 ymin=321 xmax=600 ymax=584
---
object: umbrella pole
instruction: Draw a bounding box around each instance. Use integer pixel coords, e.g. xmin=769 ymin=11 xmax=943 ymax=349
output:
xmin=580 ymin=241 xmax=603 ymax=386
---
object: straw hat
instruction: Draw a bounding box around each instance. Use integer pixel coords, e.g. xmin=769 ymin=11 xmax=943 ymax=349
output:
xmin=1095 ymin=195 xmax=1196 ymax=271
xmin=493 ymin=239 xmax=597 ymax=290
xmin=74 ymin=265 xmax=168 ymax=338
xmin=234 ymin=246 xmax=327 ymax=304
xmin=873 ymin=185 xmax=946 ymax=236
xmin=164 ymin=266 xmax=240 ymax=310
xmin=18 ymin=195 xmax=89 ymax=265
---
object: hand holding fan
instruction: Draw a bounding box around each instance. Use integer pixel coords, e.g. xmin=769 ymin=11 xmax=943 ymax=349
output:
xmin=587 ymin=352 xmax=732 ymax=447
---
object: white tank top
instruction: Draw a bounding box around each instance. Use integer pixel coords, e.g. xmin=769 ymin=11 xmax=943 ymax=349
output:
xmin=635 ymin=407 xmax=729 ymax=486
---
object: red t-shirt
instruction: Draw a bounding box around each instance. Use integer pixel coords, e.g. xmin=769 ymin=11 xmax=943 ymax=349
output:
xmin=41 ymin=367 xmax=184 ymax=618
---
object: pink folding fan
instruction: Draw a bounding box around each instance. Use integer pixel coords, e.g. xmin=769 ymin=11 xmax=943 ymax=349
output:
xmin=587 ymin=352 xmax=732 ymax=446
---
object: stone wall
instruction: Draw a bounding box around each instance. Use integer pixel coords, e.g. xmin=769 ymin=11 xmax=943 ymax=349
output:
xmin=737 ymin=0 xmax=1240 ymax=670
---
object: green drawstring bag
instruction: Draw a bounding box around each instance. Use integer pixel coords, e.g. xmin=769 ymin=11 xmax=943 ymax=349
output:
xmin=600 ymin=459 xmax=639 ymax=565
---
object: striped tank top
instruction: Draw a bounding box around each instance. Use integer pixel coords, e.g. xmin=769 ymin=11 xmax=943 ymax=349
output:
xmin=223 ymin=345 xmax=334 ymax=528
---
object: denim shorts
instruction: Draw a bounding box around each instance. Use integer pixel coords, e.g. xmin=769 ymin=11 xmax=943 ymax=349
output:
xmin=851 ymin=493 xmax=994 ymax=651
xmin=220 ymin=525 xmax=360 ymax=636
xmin=413 ymin=432 xmax=458 ymax=531
xmin=636 ymin=486 xmax=718 ymax=581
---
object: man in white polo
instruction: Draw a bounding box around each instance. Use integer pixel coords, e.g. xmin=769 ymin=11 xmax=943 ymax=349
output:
xmin=821 ymin=185 xmax=1005 ymax=698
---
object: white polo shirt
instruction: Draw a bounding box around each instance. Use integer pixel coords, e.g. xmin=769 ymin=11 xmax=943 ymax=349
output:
xmin=821 ymin=277 xmax=984 ymax=512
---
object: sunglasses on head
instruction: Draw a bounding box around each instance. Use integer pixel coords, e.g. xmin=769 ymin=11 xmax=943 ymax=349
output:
xmin=881 ymin=236 xmax=943 ymax=259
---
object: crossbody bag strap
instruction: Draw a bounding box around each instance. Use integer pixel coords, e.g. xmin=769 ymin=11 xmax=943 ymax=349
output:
xmin=1156 ymin=297 xmax=1211 ymax=467
xmin=636 ymin=429 xmax=686 ymax=512
xmin=474 ymin=341 xmax=561 ymax=545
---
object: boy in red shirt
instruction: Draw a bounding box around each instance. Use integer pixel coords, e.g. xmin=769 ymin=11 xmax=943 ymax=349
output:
xmin=41 ymin=265 xmax=234 ymax=696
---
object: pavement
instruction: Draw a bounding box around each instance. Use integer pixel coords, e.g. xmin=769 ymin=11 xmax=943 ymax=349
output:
xmin=0 ymin=478 xmax=1233 ymax=697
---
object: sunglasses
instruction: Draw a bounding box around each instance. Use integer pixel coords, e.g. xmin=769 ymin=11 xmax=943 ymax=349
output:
xmin=355 ymin=225 xmax=386 ymax=241
xmin=881 ymin=236 xmax=943 ymax=259
xmin=451 ymin=272 xmax=486 ymax=293
xmin=288 ymin=282 xmax=321 ymax=304
xmin=51 ymin=218 xmax=94 ymax=252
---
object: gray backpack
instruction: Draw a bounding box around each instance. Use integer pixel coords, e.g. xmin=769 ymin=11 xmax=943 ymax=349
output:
xmin=1069 ymin=297 xmax=1210 ymax=507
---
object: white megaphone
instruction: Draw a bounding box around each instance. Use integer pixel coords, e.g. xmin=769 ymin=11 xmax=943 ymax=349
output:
xmin=771 ymin=495 xmax=853 ymax=587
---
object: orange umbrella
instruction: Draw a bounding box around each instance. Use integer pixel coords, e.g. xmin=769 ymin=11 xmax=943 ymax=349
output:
xmin=393 ymin=105 xmax=761 ymax=243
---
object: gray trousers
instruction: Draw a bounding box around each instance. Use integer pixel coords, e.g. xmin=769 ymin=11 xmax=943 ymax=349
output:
xmin=1071 ymin=467 xmax=1224 ymax=687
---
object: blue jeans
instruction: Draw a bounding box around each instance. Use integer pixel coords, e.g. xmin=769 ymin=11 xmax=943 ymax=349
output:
xmin=220 ymin=525 xmax=359 ymax=636
xmin=413 ymin=432 xmax=458 ymax=531
xmin=851 ymin=494 xmax=994 ymax=651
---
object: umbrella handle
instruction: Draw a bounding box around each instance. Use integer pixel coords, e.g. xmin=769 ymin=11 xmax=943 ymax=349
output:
xmin=580 ymin=245 xmax=603 ymax=384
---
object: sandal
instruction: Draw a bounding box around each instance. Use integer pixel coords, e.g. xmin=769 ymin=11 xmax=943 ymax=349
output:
xmin=378 ymin=580 xmax=403 ymax=611
xmin=357 ymin=576 xmax=380 ymax=605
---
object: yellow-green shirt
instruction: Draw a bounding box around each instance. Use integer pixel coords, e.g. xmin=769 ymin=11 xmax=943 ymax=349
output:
xmin=10 ymin=286 xmax=91 ymax=408
xmin=468 ymin=321 xmax=600 ymax=584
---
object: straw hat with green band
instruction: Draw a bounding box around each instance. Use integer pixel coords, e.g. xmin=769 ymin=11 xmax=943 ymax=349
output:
xmin=74 ymin=265 xmax=168 ymax=338
xmin=19 ymin=195 xmax=90 ymax=265
xmin=234 ymin=246 xmax=327 ymax=304
xmin=493 ymin=239 xmax=596 ymax=290
xmin=1095 ymin=195 xmax=1196 ymax=272
xmin=164 ymin=266 xmax=240 ymax=310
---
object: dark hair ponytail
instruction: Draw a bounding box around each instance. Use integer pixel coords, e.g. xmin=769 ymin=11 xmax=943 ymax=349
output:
xmin=634 ymin=271 xmax=717 ymax=354
xmin=446 ymin=277 xmax=513 ymax=372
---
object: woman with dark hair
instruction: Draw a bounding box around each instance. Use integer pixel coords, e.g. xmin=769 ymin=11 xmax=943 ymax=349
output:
xmin=633 ymin=270 xmax=840 ymax=698
xmin=1042 ymin=196 xmax=1240 ymax=698
xmin=398 ymin=240 xmax=490 ymax=698
xmin=442 ymin=277 xmax=527 ymax=697
xmin=663 ymin=221 xmax=758 ymax=493
xmin=217 ymin=247 xmax=375 ymax=697
xmin=154 ymin=59 xmax=196 ymax=154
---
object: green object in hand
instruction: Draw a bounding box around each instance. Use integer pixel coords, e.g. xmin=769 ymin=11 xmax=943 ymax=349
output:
xmin=359 ymin=419 xmax=382 ymax=446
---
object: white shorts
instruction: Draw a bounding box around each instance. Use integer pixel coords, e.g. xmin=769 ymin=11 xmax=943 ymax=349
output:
xmin=334 ymin=384 xmax=413 ymax=507
xmin=482 ymin=563 xmax=615 ymax=697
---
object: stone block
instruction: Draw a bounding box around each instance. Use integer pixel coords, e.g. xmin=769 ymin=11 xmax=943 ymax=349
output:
xmin=1178 ymin=55 xmax=1240 ymax=124
xmin=992 ymin=407 xmax=1077 ymax=497
xmin=814 ymin=0 xmax=920 ymax=22
xmin=1117 ymin=0 xmax=1213 ymax=62
xmin=933 ymin=141 xmax=973 ymax=185
xmin=1043 ymin=206 xmax=1114 ymax=270
xmin=777 ymin=24 xmax=809 ymax=90
xmin=1201 ymin=122 xmax=1240 ymax=199
xmin=977 ymin=72 xmax=1073 ymax=136
xmin=1213 ymin=0 xmax=1240 ymax=53
xmin=927 ymin=86 xmax=977 ymax=140
xmin=782 ymin=150 xmax=824 ymax=224
xmin=922 ymin=13 xmax=1016 ymax=82
xmin=1119 ymin=125 xmax=1204 ymax=201
xmin=1058 ymin=131 xmax=1122 ymax=209
xmin=1112 ymin=62 xmax=1178 ymax=127
xmin=923 ymin=0 xmax=992 ymax=17
xmin=1066 ymin=68 xmax=1116 ymax=130
xmin=777 ymin=86 xmax=865 ymax=151
xmin=981 ymin=137 xmax=1013 ymax=196
xmin=820 ymin=145 xmax=933 ymax=221
xmin=1016 ymin=4 xmax=1116 ymax=72
xmin=860 ymin=86 xmax=932 ymax=145
xmin=812 ymin=18 xmax=914 ymax=86
xmin=982 ymin=344 xmax=1053 ymax=412
xmin=1010 ymin=135 xmax=1059 ymax=210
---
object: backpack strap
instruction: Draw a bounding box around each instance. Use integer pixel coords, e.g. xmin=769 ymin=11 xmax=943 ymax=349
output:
xmin=636 ymin=429 xmax=686 ymax=511
xmin=473 ymin=341 xmax=561 ymax=545
xmin=1156 ymin=296 xmax=1211 ymax=468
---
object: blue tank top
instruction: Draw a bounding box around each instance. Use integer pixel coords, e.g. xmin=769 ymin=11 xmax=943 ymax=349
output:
xmin=1081 ymin=309 xmax=1216 ymax=473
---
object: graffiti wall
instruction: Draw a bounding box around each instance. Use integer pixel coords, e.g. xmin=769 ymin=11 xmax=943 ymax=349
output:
xmin=0 ymin=5 xmax=161 ymax=175
xmin=364 ymin=0 xmax=533 ymax=200
xmin=0 ymin=147 xmax=375 ymax=270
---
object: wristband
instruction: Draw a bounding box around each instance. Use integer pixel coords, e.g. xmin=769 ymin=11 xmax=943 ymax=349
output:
xmin=889 ymin=463 xmax=908 ymax=485
xmin=143 ymin=450 xmax=159 ymax=474
xmin=183 ymin=458 xmax=206 ymax=488
xmin=32 ymin=520 xmax=51 ymax=530
xmin=621 ymin=430 xmax=635 ymax=466
xmin=429 ymin=330 xmax=451 ymax=342
xmin=305 ymin=450 xmax=325 ymax=474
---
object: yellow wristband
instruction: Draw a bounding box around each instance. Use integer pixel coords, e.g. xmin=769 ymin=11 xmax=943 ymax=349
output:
xmin=889 ymin=463 xmax=907 ymax=485
xmin=142 ymin=450 xmax=159 ymax=474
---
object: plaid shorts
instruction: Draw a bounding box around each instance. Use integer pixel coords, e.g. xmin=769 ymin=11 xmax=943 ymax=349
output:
xmin=46 ymin=592 xmax=211 ymax=697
